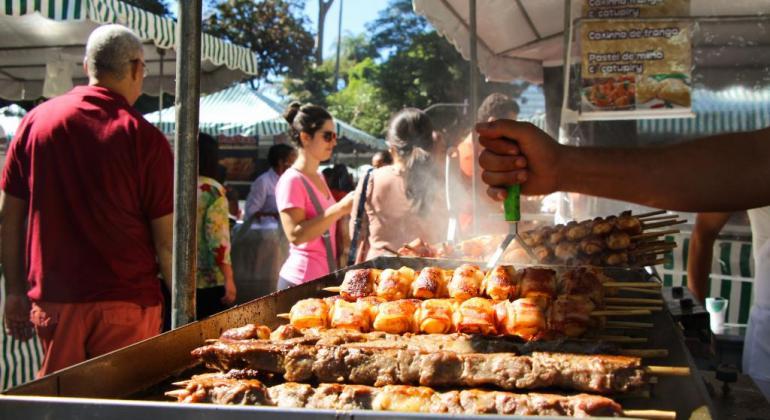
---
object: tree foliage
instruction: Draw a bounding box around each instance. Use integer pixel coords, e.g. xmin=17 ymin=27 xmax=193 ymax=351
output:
xmin=204 ymin=0 xmax=315 ymax=81
xmin=327 ymin=58 xmax=389 ymax=136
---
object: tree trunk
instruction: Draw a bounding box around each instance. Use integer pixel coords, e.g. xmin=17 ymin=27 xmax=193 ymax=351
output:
xmin=316 ymin=0 xmax=334 ymax=64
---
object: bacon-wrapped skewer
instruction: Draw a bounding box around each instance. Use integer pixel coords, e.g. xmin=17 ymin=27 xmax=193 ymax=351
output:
xmin=283 ymin=296 xmax=650 ymax=340
xmin=411 ymin=266 xmax=449 ymax=299
xmin=340 ymin=268 xmax=381 ymax=301
xmin=332 ymin=266 xmax=658 ymax=304
xmin=520 ymin=267 xmax=557 ymax=309
xmin=481 ymin=265 xmax=519 ymax=300
xmin=447 ymin=263 xmax=485 ymax=300
xmin=414 ymin=298 xmax=455 ymax=334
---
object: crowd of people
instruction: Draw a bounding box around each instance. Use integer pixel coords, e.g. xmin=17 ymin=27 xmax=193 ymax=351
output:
xmin=2 ymin=23 xmax=769 ymax=401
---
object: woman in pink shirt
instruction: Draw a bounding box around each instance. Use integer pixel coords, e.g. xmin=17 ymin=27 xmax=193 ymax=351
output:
xmin=275 ymin=103 xmax=354 ymax=288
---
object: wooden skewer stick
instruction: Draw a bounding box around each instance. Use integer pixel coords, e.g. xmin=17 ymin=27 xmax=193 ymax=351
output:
xmin=383 ymin=245 xmax=401 ymax=256
xmin=604 ymin=282 xmax=661 ymax=288
xmin=605 ymin=297 xmax=663 ymax=305
xmin=165 ymin=389 xmax=188 ymax=398
xmin=642 ymin=219 xmax=687 ymax=230
xmin=618 ymin=287 xmax=662 ymax=296
xmin=631 ymin=246 xmax=677 ymax=256
xmin=606 ymin=320 xmax=654 ymax=328
xmin=618 ymin=348 xmax=669 ymax=358
xmin=646 ymin=365 xmax=691 ymax=376
xmin=171 ymin=380 xmax=192 ymax=387
xmin=637 ymin=257 xmax=671 ymax=267
xmin=640 ymin=214 xmax=679 ymax=222
xmin=634 ymin=209 xmax=668 ymax=218
xmin=595 ymin=335 xmax=648 ymax=343
xmin=622 ymin=409 xmax=677 ymax=420
xmin=591 ymin=309 xmax=652 ymax=316
xmin=605 ymin=305 xmax=662 ymax=312
xmin=323 ymin=286 xmax=341 ymax=293
xmin=277 ymin=310 xmax=653 ymax=319
xmin=631 ymin=229 xmax=681 ymax=241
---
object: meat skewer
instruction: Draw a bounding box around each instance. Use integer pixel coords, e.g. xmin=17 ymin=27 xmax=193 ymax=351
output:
xmin=218 ymin=323 xmax=670 ymax=358
xmin=327 ymin=266 xmax=661 ymax=303
xmin=167 ymin=374 xmax=675 ymax=419
xmin=191 ymin=341 xmax=689 ymax=394
xmin=282 ymin=295 xmax=650 ymax=339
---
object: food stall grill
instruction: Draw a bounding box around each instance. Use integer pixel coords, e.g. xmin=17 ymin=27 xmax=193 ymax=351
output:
xmin=1 ymin=257 xmax=713 ymax=419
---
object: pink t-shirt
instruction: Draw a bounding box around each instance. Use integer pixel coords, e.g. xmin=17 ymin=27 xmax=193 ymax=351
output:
xmin=275 ymin=167 xmax=338 ymax=284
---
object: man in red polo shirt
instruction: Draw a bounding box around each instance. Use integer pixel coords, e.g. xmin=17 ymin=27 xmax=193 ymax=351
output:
xmin=0 ymin=24 xmax=173 ymax=377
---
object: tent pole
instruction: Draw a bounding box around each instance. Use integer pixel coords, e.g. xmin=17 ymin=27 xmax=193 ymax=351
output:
xmin=469 ymin=0 xmax=479 ymax=235
xmin=171 ymin=0 xmax=202 ymax=328
xmin=158 ymin=47 xmax=165 ymax=125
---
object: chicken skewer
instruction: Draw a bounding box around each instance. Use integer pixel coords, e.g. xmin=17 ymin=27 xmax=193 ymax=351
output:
xmin=282 ymin=295 xmax=650 ymax=340
xmin=331 ymin=265 xmax=660 ymax=303
xmin=167 ymin=373 xmax=675 ymax=419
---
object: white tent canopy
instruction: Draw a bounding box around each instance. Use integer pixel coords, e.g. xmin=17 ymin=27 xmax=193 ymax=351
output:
xmin=413 ymin=0 xmax=770 ymax=84
xmin=0 ymin=0 xmax=259 ymax=100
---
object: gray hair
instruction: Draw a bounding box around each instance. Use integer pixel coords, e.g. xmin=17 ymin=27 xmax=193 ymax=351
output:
xmin=85 ymin=24 xmax=144 ymax=80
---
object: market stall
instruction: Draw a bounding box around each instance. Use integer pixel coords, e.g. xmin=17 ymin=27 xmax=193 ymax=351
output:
xmin=1 ymin=256 xmax=711 ymax=419
xmin=0 ymin=0 xmax=259 ymax=101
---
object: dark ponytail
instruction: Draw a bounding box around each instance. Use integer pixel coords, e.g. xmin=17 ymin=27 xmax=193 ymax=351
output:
xmin=283 ymin=101 xmax=333 ymax=147
xmin=386 ymin=108 xmax=436 ymax=215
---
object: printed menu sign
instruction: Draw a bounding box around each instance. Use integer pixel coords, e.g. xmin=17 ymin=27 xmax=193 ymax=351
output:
xmin=580 ymin=19 xmax=692 ymax=118
xmin=583 ymin=0 xmax=690 ymax=19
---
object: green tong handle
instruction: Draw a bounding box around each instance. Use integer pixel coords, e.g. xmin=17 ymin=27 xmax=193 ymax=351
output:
xmin=504 ymin=184 xmax=521 ymax=222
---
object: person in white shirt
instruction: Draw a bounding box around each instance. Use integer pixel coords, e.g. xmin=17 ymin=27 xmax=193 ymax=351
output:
xmin=245 ymin=144 xmax=297 ymax=227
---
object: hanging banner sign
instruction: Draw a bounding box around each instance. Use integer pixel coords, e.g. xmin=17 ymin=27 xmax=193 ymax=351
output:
xmin=583 ymin=0 xmax=690 ymax=19
xmin=580 ymin=19 xmax=693 ymax=119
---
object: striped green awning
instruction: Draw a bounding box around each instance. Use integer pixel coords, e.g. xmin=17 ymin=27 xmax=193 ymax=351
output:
xmin=1 ymin=0 xmax=257 ymax=75
xmin=638 ymin=87 xmax=770 ymax=136
xmin=145 ymin=83 xmax=386 ymax=150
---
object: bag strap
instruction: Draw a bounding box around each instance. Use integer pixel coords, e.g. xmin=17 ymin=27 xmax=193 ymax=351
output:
xmin=347 ymin=168 xmax=374 ymax=266
xmin=298 ymin=175 xmax=337 ymax=273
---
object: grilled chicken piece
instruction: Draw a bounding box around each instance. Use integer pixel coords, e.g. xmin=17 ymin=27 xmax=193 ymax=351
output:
xmin=411 ymin=267 xmax=448 ymax=299
xmin=447 ymin=264 xmax=484 ymax=301
xmin=453 ymin=297 xmax=498 ymax=335
xmin=481 ymin=265 xmax=519 ymax=300
xmin=415 ymin=299 xmax=456 ymax=334
xmin=372 ymin=299 xmax=420 ymax=334
xmin=290 ymin=298 xmax=331 ymax=329
xmin=495 ymin=297 xmax=547 ymax=341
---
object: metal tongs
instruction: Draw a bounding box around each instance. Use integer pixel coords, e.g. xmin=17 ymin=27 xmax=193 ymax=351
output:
xmin=485 ymin=183 xmax=539 ymax=269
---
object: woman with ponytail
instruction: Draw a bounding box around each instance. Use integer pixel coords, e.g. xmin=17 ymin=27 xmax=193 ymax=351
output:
xmin=349 ymin=108 xmax=446 ymax=263
xmin=274 ymin=103 xmax=354 ymax=289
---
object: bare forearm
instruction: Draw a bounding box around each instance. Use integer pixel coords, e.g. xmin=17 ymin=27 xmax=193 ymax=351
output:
xmin=687 ymin=234 xmax=713 ymax=302
xmin=286 ymin=203 xmax=347 ymax=245
xmin=156 ymin=245 xmax=173 ymax=291
xmin=558 ymin=128 xmax=770 ymax=211
xmin=1 ymin=222 xmax=26 ymax=296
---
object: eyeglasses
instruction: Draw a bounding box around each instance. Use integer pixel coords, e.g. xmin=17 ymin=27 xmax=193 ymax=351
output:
xmin=319 ymin=131 xmax=337 ymax=143
xmin=130 ymin=58 xmax=148 ymax=78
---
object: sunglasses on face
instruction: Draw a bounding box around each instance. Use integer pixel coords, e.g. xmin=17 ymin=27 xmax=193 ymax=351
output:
xmin=130 ymin=58 xmax=148 ymax=78
xmin=319 ymin=131 xmax=337 ymax=143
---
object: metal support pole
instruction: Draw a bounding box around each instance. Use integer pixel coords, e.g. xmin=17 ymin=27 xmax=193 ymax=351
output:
xmin=171 ymin=0 xmax=202 ymax=328
xmin=469 ymin=0 xmax=479 ymax=235
xmin=157 ymin=47 xmax=165 ymax=125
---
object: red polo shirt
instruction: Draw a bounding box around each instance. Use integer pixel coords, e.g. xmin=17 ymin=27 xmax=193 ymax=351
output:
xmin=1 ymin=86 xmax=173 ymax=306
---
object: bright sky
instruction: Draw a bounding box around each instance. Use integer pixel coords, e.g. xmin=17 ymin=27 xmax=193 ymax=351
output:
xmin=305 ymin=0 xmax=391 ymax=59
xmin=171 ymin=1 xmax=392 ymax=59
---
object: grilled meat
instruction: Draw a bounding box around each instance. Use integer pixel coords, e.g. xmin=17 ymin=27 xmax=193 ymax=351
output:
xmin=170 ymin=374 xmax=624 ymax=417
xmin=191 ymin=341 xmax=647 ymax=394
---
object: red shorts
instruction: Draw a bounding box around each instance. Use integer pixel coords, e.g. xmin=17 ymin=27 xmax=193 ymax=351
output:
xmin=30 ymin=301 xmax=162 ymax=377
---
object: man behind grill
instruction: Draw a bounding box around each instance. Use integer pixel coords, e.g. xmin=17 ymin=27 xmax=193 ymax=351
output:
xmin=475 ymin=119 xmax=770 ymax=398
xmin=0 ymin=24 xmax=173 ymax=377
